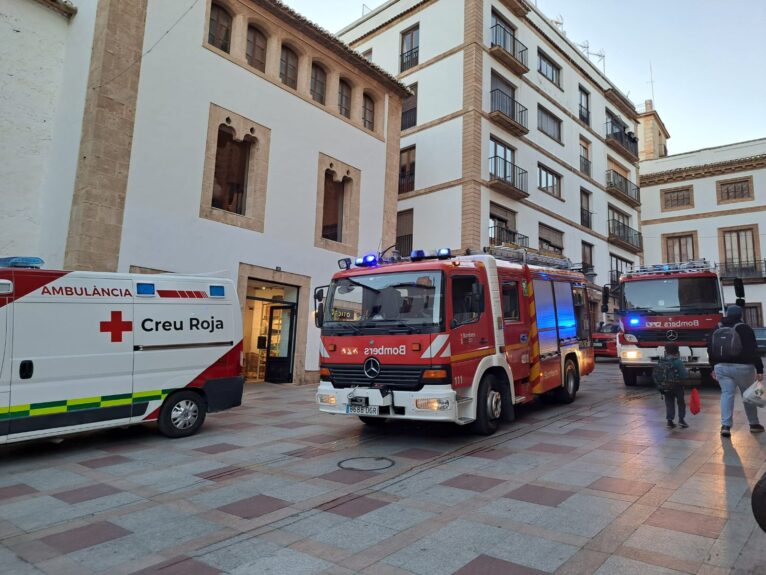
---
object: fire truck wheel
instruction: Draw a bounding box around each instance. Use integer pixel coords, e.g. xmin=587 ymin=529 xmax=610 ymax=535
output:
xmin=359 ymin=416 xmax=388 ymax=427
xmin=622 ymin=368 xmax=638 ymax=386
xmin=472 ymin=375 xmax=502 ymax=435
xmin=753 ymin=471 xmax=766 ymax=533
xmin=554 ymin=360 xmax=578 ymax=404
xmin=158 ymin=391 xmax=207 ymax=438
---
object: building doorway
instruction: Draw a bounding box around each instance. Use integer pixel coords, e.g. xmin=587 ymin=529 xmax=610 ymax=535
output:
xmin=243 ymin=279 xmax=298 ymax=383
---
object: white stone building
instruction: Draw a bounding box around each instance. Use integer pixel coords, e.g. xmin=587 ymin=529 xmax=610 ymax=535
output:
xmin=639 ymin=127 xmax=766 ymax=327
xmin=338 ymin=0 xmax=643 ymax=307
xmin=0 ymin=0 xmax=407 ymax=384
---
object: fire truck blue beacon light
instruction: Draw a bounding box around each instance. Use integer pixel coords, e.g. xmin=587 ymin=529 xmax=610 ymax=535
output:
xmin=437 ymin=248 xmax=451 ymax=258
xmin=628 ymin=317 xmax=640 ymax=326
xmin=410 ymin=249 xmax=426 ymax=261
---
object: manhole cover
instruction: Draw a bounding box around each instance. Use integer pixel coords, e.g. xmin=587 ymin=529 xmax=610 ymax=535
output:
xmin=338 ymin=457 xmax=395 ymax=471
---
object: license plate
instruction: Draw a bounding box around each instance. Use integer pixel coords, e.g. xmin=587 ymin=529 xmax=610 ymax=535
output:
xmin=594 ymin=342 xmax=604 ymax=348
xmin=346 ymin=405 xmax=379 ymax=416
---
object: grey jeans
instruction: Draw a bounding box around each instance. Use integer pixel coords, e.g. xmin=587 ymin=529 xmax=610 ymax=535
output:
xmin=714 ymin=363 xmax=760 ymax=427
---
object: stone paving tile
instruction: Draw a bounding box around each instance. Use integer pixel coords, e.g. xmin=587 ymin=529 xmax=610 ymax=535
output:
xmin=194 ymin=465 xmax=256 ymax=482
xmin=41 ymin=521 xmax=130 ymax=554
xmin=320 ymin=495 xmax=390 ymax=518
xmin=311 ymin=517 xmax=398 ymax=553
xmin=440 ymin=473 xmax=506 ymax=492
xmin=470 ymin=447 xmax=516 ymax=460
xmin=285 ymin=446 xmax=334 ymax=459
xmin=0 ymin=484 xmax=38 ymax=501
xmin=218 ymin=494 xmax=291 ymax=519
xmin=594 ymin=555 xmax=688 ymax=575
xmin=504 ymin=484 xmax=575 ymax=507
xmin=52 ymin=483 xmax=121 ymax=504
xmin=623 ymin=524 xmax=715 ymax=564
xmin=319 ymin=469 xmax=377 ymax=484
xmin=454 ymin=554 xmax=548 ymax=574
xmin=394 ymin=448 xmax=444 ymax=460
xmin=193 ymin=442 xmax=243 ymax=454
xmin=588 ymin=477 xmax=654 ymax=497
xmin=133 ymin=556 xmax=221 ymax=575
xmin=526 ymin=442 xmax=575 ymax=454
xmin=645 ymin=507 xmax=727 ymax=539
xmin=77 ymin=454 xmax=132 ymax=469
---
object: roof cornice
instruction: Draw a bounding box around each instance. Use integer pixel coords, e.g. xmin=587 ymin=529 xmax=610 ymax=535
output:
xmin=639 ymin=154 xmax=766 ymax=187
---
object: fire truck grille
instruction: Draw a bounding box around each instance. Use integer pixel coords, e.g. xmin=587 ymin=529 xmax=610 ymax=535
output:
xmin=328 ymin=365 xmax=425 ymax=391
xmin=633 ymin=329 xmax=711 ymax=343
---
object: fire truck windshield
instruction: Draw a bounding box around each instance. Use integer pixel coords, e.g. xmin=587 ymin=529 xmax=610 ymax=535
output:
xmin=622 ymin=277 xmax=722 ymax=314
xmin=324 ymin=271 xmax=443 ymax=332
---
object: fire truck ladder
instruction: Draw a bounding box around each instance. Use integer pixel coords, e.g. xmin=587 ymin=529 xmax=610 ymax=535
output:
xmin=482 ymin=246 xmax=573 ymax=270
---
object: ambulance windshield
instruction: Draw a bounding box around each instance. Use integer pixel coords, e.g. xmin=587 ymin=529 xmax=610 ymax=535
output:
xmin=622 ymin=277 xmax=721 ymax=314
xmin=325 ymin=271 xmax=443 ymax=331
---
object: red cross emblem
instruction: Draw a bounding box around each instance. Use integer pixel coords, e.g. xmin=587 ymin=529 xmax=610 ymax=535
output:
xmin=100 ymin=310 xmax=133 ymax=342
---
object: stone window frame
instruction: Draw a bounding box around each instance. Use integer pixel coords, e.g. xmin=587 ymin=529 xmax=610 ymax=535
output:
xmin=200 ymin=103 xmax=271 ymax=232
xmin=718 ymin=223 xmax=761 ymax=265
xmin=716 ymin=175 xmax=754 ymax=205
xmin=660 ymin=184 xmax=694 ymax=212
xmin=661 ymin=230 xmax=699 ymax=263
xmin=314 ymin=153 xmax=361 ymax=256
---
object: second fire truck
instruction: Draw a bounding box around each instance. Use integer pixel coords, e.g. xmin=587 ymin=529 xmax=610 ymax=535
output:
xmin=314 ymin=247 xmax=595 ymax=434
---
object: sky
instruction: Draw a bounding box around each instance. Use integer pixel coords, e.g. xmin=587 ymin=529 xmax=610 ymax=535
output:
xmin=283 ymin=0 xmax=766 ymax=155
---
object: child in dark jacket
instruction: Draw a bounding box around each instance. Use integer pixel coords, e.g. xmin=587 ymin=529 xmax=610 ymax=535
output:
xmin=663 ymin=343 xmax=689 ymax=428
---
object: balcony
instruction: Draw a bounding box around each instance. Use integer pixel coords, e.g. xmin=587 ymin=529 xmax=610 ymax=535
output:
xmin=400 ymin=47 xmax=419 ymax=72
xmin=489 ymin=226 xmax=529 ymax=248
xmin=395 ymin=234 xmax=413 ymax=256
xmin=579 ymin=155 xmax=591 ymax=177
xmin=489 ymin=24 xmax=529 ymax=76
xmin=579 ymin=105 xmax=590 ymax=126
xmin=401 ymin=107 xmax=417 ymax=130
xmin=720 ymin=260 xmax=766 ymax=284
xmin=608 ymin=219 xmax=642 ymax=254
xmin=580 ymin=208 xmax=593 ymax=229
xmin=488 ymin=156 xmax=528 ymax=200
xmin=609 ymin=269 xmax=622 ymax=286
xmin=605 ymin=170 xmax=640 ymax=207
xmin=499 ymin=0 xmax=530 ymax=16
xmin=399 ymin=172 xmax=415 ymax=195
xmin=489 ymin=90 xmax=528 ymax=136
xmin=605 ymin=119 xmax=639 ymax=162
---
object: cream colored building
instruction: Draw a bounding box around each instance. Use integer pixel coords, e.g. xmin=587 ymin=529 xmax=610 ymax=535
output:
xmin=638 ymin=107 xmax=766 ymax=326
xmin=0 ymin=0 xmax=407 ymax=384
xmin=338 ymin=0 xmax=643 ymax=308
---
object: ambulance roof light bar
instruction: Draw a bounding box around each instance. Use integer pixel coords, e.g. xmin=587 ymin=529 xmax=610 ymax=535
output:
xmin=625 ymin=259 xmax=715 ymax=277
xmin=0 ymin=257 xmax=44 ymax=269
xmin=483 ymin=246 xmax=572 ymax=270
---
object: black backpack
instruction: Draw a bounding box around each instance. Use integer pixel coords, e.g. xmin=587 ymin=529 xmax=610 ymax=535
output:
xmin=710 ymin=323 xmax=744 ymax=362
xmin=652 ymin=357 xmax=679 ymax=393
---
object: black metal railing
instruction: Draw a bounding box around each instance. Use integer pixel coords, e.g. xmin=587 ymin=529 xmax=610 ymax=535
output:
xmin=608 ymin=219 xmax=642 ymax=250
xmin=579 ymin=105 xmax=590 ymax=125
xmin=396 ymin=234 xmax=413 ymax=256
xmin=721 ymin=260 xmax=766 ymax=280
xmin=400 ymin=47 xmax=419 ymax=72
xmin=489 ymin=226 xmax=529 ymax=248
xmin=605 ymin=119 xmax=639 ymax=157
xmin=580 ymin=155 xmax=591 ymax=177
xmin=580 ymin=208 xmax=593 ymax=228
xmin=488 ymin=156 xmax=528 ymax=193
xmin=401 ymin=107 xmax=417 ymax=130
xmin=490 ymin=23 xmax=528 ymax=68
xmin=399 ymin=172 xmax=415 ymax=194
xmin=605 ymin=170 xmax=640 ymax=204
xmin=490 ymin=89 xmax=528 ymax=128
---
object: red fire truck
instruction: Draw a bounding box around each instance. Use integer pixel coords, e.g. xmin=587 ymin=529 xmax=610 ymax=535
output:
xmin=607 ymin=260 xmax=732 ymax=386
xmin=314 ymin=246 xmax=595 ymax=434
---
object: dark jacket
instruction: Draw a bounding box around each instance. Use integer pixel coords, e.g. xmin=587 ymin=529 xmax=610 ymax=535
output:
xmin=708 ymin=319 xmax=764 ymax=374
xmin=666 ymin=356 xmax=689 ymax=380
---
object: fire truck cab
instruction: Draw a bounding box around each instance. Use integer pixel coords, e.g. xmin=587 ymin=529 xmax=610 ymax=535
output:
xmin=315 ymin=247 xmax=595 ymax=434
xmin=606 ymin=260 xmax=727 ymax=386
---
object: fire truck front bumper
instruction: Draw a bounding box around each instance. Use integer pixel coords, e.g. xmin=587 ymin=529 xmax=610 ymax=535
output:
xmin=316 ymin=381 xmax=458 ymax=422
xmin=619 ymin=345 xmax=711 ymax=369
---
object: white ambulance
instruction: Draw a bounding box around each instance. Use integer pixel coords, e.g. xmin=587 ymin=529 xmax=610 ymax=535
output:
xmin=0 ymin=257 xmax=244 ymax=443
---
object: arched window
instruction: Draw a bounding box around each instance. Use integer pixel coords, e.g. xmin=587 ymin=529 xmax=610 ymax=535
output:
xmin=280 ymin=45 xmax=298 ymax=89
xmin=212 ymin=125 xmax=251 ymax=215
xmin=363 ymin=94 xmax=375 ymax=130
xmin=246 ymin=26 xmax=267 ymax=72
xmin=208 ymin=3 xmax=232 ymax=53
xmin=310 ymin=63 xmax=327 ymax=104
xmin=338 ymin=79 xmax=351 ymax=118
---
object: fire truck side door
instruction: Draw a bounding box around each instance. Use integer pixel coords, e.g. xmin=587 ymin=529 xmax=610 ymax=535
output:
xmin=449 ymin=273 xmax=493 ymax=390
xmin=500 ymin=278 xmax=529 ymax=381
xmin=532 ymin=279 xmax=561 ymax=392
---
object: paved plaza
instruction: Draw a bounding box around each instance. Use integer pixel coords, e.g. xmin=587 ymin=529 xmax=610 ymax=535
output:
xmin=0 ymin=362 xmax=764 ymax=575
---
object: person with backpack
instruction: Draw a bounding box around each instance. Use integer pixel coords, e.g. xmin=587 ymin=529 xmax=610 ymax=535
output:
xmin=654 ymin=343 xmax=689 ymax=428
xmin=708 ymin=305 xmax=764 ymax=437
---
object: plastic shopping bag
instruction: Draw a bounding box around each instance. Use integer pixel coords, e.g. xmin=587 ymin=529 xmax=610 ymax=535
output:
xmin=689 ymin=388 xmax=701 ymax=415
xmin=743 ymin=380 xmax=766 ymax=408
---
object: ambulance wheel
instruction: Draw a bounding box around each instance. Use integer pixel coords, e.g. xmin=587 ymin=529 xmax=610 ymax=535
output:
xmin=158 ymin=391 xmax=207 ymax=438
xmin=554 ymin=360 xmax=578 ymax=404
xmin=753 ymin=472 xmax=766 ymax=533
xmin=472 ymin=374 xmax=502 ymax=435
xmin=359 ymin=416 xmax=387 ymax=427
xmin=622 ymin=368 xmax=638 ymax=387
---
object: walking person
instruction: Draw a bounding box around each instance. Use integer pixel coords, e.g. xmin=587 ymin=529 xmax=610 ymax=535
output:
xmin=708 ymin=305 xmax=764 ymax=437
xmin=658 ymin=343 xmax=689 ymax=428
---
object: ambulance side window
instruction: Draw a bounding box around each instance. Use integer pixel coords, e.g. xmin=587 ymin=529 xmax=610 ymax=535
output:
xmin=501 ymin=282 xmax=520 ymax=321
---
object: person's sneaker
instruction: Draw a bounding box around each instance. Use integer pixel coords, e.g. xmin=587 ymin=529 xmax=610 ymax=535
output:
xmin=679 ymin=419 xmax=689 ymax=428
xmin=750 ymin=424 xmax=765 ymax=433
xmin=721 ymin=425 xmax=731 ymax=437
xmin=667 ymin=420 xmax=676 ymax=428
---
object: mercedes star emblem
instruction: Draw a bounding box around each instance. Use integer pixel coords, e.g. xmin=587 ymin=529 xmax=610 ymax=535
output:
xmin=363 ymin=357 xmax=381 ymax=379
xmin=666 ymin=330 xmax=679 ymax=341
